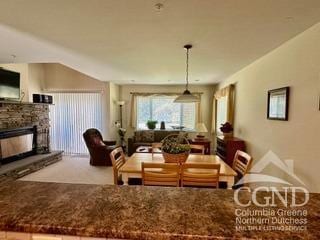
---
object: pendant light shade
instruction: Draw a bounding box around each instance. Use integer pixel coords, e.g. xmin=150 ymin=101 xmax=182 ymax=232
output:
xmin=174 ymin=44 xmax=199 ymax=103
xmin=174 ymin=90 xmax=199 ymax=102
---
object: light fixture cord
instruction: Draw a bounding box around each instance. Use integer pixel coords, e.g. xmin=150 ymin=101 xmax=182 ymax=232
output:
xmin=185 ymin=47 xmax=189 ymax=90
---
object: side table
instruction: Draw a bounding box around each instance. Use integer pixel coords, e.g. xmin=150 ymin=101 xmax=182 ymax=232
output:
xmin=189 ymin=138 xmax=211 ymax=155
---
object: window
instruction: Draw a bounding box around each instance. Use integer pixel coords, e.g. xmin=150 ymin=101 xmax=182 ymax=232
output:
xmin=213 ymin=84 xmax=235 ymax=134
xmin=136 ymin=95 xmax=196 ymax=130
xmin=49 ymin=92 xmax=102 ymax=154
xmin=216 ymin=96 xmax=227 ymax=133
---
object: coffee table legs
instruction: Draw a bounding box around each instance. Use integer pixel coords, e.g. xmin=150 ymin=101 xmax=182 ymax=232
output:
xmin=122 ymin=173 xmax=129 ymax=185
xmin=219 ymin=176 xmax=235 ymax=189
xmin=226 ymin=177 xmax=235 ymax=189
xmin=121 ymin=173 xmax=141 ymax=185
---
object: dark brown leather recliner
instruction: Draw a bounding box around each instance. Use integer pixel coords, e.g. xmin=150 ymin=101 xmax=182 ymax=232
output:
xmin=83 ymin=128 xmax=118 ymax=166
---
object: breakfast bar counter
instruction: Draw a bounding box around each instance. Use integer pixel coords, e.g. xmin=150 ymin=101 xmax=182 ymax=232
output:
xmin=0 ymin=181 xmax=319 ymax=240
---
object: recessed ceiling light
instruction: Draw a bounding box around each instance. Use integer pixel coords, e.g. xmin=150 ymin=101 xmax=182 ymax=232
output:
xmin=11 ymin=54 xmax=17 ymax=63
xmin=155 ymin=3 xmax=164 ymax=12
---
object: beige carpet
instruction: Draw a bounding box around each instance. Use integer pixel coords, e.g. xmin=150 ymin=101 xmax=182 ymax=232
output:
xmin=19 ymin=155 xmax=114 ymax=185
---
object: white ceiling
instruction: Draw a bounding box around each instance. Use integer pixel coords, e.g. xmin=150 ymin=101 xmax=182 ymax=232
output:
xmin=0 ymin=0 xmax=320 ymax=84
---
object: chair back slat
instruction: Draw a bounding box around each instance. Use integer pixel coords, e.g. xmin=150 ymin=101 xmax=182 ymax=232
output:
xmin=142 ymin=162 xmax=180 ymax=187
xmin=110 ymin=147 xmax=126 ymax=185
xmin=232 ymin=150 xmax=252 ymax=177
xmin=181 ymin=163 xmax=220 ymax=188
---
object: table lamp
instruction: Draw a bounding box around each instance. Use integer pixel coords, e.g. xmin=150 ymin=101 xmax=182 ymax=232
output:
xmin=117 ymin=101 xmax=125 ymax=127
xmin=195 ymin=123 xmax=208 ymax=139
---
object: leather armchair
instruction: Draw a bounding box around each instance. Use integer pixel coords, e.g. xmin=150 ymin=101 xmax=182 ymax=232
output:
xmin=83 ymin=128 xmax=118 ymax=166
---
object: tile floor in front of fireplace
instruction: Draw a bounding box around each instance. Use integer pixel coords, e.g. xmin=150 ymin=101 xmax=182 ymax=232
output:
xmin=19 ymin=155 xmax=114 ymax=185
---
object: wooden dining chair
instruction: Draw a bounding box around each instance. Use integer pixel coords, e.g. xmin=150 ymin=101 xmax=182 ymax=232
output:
xmin=151 ymin=142 xmax=162 ymax=155
xmin=110 ymin=147 xmax=126 ymax=185
xmin=181 ymin=163 xmax=220 ymax=188
xmin=189 ymin=144 xmax=205 ymax=155
xmin=232 ymin=150 xmax=252 ymax=177
xmin=142 ymin=162 xmax=180 ymax=187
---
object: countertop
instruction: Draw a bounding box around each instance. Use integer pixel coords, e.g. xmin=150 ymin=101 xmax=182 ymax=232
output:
xmin=0 ymin=181 xmax=319 ymax=240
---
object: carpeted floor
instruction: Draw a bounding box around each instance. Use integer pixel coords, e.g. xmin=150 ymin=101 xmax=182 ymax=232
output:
xmin=19 ymin=155 xmax=114 ymax=185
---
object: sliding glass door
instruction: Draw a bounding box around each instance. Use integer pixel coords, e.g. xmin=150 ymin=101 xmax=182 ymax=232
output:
xmin=49 ymin=92 xmax=102 ymax=154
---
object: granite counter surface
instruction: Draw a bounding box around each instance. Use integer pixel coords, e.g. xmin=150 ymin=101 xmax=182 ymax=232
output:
xmin=0 ymin=181 xmax=319 ymax=240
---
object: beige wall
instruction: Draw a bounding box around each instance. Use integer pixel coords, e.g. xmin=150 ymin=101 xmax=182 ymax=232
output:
xmin=218 ymin=23 xmax=320 ymax=192
xmin=0 ymin=63 xmax=45 ymax=102
xmin=0 ymin=63 xmax=121 ymax=141
xmin=0 ymin=63 xmax=29 ymax=101
xmin=28 ymin=63 xmax=45 ymax=99
xmin=42 ymin=63 xmax=106 ymax=91
xmin=42 ymin=63 xmax=119 ymax=140
xmin=120 ymin=84 xmax=215 ymax=144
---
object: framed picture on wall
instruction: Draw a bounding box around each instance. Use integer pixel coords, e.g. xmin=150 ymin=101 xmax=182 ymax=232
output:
xmin=267 ymin=87 xmax=290 ymax=121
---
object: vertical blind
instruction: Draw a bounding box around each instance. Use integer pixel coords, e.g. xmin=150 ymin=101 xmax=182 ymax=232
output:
xmin=49 ymin=92 xmax=102 ymax=154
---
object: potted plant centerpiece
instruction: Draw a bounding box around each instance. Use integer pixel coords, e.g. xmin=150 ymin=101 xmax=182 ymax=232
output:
xmin=161 ymin=134 xmax=191 ymax=163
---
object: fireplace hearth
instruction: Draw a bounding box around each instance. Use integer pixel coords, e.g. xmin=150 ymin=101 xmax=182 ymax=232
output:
xmin=0 ymin=126 xmax=37 ymax=165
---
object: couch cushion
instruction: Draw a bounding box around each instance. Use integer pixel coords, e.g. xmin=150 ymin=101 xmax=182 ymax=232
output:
xmin=154 ymin=130 xmax=180 ymax=142
xmin=134 ymin=130 xmax=154 ymax=142
xmin=133 ymin=142 xmax=152 ymax=147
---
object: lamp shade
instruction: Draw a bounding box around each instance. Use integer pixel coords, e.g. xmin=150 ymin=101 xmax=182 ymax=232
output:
xmin=174 ymin=90 xmax=200 ymax=103
xmin=195 ymin=123 xmax=208 ymax=133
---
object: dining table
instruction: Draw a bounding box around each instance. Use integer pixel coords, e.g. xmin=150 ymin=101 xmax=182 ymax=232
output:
xmin=119 ymin=152 xmax=238 ymax=188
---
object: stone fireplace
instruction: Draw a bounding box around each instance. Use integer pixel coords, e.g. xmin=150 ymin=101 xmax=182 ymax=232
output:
xmin=0 ymin=101 xmax=50 ymax=165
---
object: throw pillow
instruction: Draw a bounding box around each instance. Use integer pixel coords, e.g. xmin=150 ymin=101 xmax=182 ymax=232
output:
xmin=134 ymin=131 xmax=155 ymax=142
xmin=141 ymin=130 xmax=154 ymax=142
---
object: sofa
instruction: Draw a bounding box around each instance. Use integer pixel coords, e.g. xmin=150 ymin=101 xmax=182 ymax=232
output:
xmin=127 ymin=130 xmax=182 ymax=156
xmin=83 ymin=128 xmax=118 ymax=166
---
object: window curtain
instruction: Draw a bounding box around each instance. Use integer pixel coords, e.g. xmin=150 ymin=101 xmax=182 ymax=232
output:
xmin=130 ymin=94 xmax=137 ymax=128
xmin=195 ymin=93 xmax=202 ymax=123
xmin=129 ymin=92 xmax=202 ymax=128
xmin=211 ymin=84 xmax=235 ymax=134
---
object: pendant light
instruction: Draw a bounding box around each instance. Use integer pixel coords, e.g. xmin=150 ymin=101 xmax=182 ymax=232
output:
xmin=174 ymin=44 xmax=199 ymax=103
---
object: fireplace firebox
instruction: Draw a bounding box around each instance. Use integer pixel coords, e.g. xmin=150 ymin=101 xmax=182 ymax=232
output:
xmin=0 ymin=126 xmax=37 ymax=165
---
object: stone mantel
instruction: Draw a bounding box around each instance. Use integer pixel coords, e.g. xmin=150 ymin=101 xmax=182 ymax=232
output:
xmin=0 ymin=100 xmax=52 ymax=105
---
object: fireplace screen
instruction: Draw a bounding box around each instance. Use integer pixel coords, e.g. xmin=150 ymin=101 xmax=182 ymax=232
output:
xmin=0 ymin=133 xmax=33 ymax=158
xmin=0 ymin=126 xmax=37 ymax=164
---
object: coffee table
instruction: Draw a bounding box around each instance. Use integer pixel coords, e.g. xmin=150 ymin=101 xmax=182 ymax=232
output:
xmin=136 ymin=146 xmax=152 ymax=153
